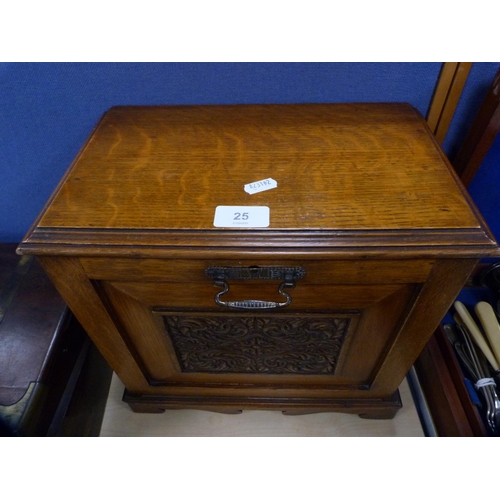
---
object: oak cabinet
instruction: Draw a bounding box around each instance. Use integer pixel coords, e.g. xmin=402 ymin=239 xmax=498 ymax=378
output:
xmin=18 ymin=104 xmax=498 ymax=418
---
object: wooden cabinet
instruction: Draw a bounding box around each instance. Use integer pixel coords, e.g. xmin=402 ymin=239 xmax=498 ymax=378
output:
xmin=18 ymin=104 xmax=499 ymax=418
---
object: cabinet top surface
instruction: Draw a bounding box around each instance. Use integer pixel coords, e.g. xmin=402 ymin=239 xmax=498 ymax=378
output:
xmin=23 ymin=103 xmax=498 ymax=256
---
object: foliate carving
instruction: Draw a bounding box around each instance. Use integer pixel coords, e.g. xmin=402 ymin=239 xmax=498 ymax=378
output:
xmin=160 ymin=314 xmax=351 ymax=374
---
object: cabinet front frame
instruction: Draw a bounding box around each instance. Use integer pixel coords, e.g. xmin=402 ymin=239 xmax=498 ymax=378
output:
xmin=36 ymin=255 xmax=478 ymax=402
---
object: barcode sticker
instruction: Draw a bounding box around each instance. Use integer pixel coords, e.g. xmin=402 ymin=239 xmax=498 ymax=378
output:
xmin=244 ymin=178 xmax=277 ymax=195
xmin=213 ymin=206 xmax=270 ymax=228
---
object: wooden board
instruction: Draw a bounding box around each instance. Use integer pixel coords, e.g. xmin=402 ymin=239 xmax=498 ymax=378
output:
xmin=20 ymin=104 xmax=498 ymax=258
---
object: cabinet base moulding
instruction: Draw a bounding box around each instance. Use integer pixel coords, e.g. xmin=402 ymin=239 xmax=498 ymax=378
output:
xmin=123 ymin=389 xmax=402 ymax=419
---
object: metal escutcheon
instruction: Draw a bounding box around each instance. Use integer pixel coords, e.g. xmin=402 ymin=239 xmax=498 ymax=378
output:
xmin=206 ymin=266 xmax=306 ymax=310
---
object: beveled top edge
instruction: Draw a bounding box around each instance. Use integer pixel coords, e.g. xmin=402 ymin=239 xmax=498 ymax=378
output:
xmin=17 ymin=225 xmax=500 ymax=259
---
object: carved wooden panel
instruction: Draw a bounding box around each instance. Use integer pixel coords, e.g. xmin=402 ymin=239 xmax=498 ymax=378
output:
xmin=157 ymin=313 xmax=354 ymax=375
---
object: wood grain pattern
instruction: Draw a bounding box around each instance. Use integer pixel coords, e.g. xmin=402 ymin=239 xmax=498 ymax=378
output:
xmin=31 ymin=104 xmax=483 ymax=232
xmin=19 ymin=104 xmax=497 ymax=259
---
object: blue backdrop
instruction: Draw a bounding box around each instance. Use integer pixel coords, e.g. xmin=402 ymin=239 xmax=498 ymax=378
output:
xmin=1 ymin=62 xmax=499 ymax=242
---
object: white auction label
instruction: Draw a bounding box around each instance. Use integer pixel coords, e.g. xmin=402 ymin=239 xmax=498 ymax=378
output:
xmin=213 ymin=206 xmax=270 ymax=228
xmin=244 ymin=177 xmax=277 ymax=195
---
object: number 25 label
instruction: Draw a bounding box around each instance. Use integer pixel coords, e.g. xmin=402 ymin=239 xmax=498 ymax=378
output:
xmin=214 ymin=206 xmax=269 ymax=228
xmin=233 ymin=212 xmax=249 ymax=221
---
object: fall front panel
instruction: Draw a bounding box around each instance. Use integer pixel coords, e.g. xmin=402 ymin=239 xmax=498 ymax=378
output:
xmin=100 ymin=279 xmax=416 ymax=389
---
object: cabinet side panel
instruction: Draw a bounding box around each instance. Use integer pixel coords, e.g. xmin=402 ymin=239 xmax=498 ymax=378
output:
xmin=337 ymin=284 xmax=417 ymax=381
xmin=37 ymin=256 xmax=149 ymax=392
xmin=101 ymin=281 xmax=181 ymax=380
xmin=371 ymin=258 xmax=478 ymax=395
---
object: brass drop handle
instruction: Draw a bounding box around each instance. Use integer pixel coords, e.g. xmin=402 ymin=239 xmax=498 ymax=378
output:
xmin=206 ymin=266 xmax=306 ymax=311
xmin=212 ymin=280 xmax=295 ymax=310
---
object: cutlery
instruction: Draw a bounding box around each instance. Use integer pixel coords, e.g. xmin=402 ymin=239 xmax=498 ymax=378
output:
xmin=475 ymin=301 xmax=500 ymax=367
xmin=453 ymin=320 xmax=500 ymax=435
xmin=444 ymin=323 xmax=478 ymax=377
xmin=454 ymin=301 xmax=499 ymax=371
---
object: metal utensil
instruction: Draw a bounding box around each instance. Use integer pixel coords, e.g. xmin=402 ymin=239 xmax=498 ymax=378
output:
xmin=444 ymin=323 xmax=478 ymax=378
xmin=454 ymin=320 xmax=500 ymax=435
xmin=476 ymin=348 xmax=500 ymax=434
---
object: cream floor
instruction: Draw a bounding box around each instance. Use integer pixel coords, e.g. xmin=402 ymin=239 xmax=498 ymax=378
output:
xmin=100 ymin=373 xmax=424 ymax=437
